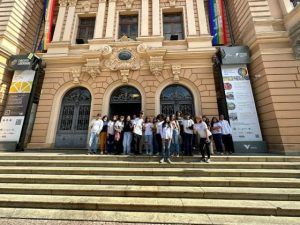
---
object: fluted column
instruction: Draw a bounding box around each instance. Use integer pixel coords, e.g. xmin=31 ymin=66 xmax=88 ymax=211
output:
xmin=196 ymin=0 xmax=209 ymax=34
xmin=94 ymin=0 xmax=107 ymax=38
xmin=105 ymin=0 xmax=116 ymax=38
xmin=52 ymin=0 xmax=68 ymax=41
xmin=185 ymin=0 xmax=197 ymax=36
xmin=141 ymin=0 xmax=149 ymax=36
xmin=152 ymin=0 xmax=160 ymax=36
xmin=62 ymin=0 xmax=77 ymax=41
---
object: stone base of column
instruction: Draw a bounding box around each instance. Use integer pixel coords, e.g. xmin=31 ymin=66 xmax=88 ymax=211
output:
xmin=47 ymin=42 xmax=70 ymax=55
xmin=136 ymin=36 xmax=164 ymax=48
xmin=186 ymin=35 xmax=213 ymax=50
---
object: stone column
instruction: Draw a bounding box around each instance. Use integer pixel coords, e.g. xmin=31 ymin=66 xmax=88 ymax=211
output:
xmin=141 ymin=0 xmax=149 ymax=36
xmin=152 ymin=0 xmax=160 ymax=36
xmin=62 ymin=0 xmax=77 ymax=41
xmin=94 ymin=0 xmax=107 ymax=38
xmin=185 ymin=0 xmax=197 ymax=36
xmin=279 ymin=0 xmax=293 ymax=15
xmin=196 ymin=0 xmax=209 ymax=34
xmin=52 ymin=0 xmax=68 ymax=41
xmin=105 ymin=0 xmax=117 ymax=38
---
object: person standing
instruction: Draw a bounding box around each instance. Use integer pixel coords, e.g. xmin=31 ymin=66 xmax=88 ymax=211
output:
xmin=203 ymin=116 xmax=214 ymax=155
xmin=160 ymin=116 xmax=173 ymax=164
xmin=99 ymin=115 xmax=108 ymax=154
xmin=123 ymin=115 xmax=133 ymax=155
xmin=176 ymin=111 xmax=184 ymax=155
xmin=144 ymin=117 xmax=154 ymax=155
xmin=211 ymin=117 xmax=223 ymax=154
xmin=219 ymin=115 xmax=234 ymax=154
xmin=182 ymin=113 xmax=194 ymax=156
xmin=106 ymin=115 xmax=117 ymax=154
xmin=114 ymin=115 xmax=124 ymax=154
xmin=170 ymin=114 xmax=180 ymax=157
xmin=88 ymin=114 xmax=103 ymax=155
xmin=152 ymin=117 xmax=159 ymax=155
xmin=133 ymin=111 xmax=144 ymax=154
xmin=155 ymin=114 xmax=164 ymax=156
xmin=194 ymin=116 xmax=212 ymax=163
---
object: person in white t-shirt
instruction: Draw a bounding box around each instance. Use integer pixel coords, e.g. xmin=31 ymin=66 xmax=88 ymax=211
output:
xmin=106 ymin=115 xmax=117 ymax=154
xmin=155 ymin=114 xmax=164 ymax=155
xmin=160 ymin=116 xmax=173 ymax=164
xmin=219 ymin=114 xmax=234 ymax=154
xmin=211 ymin=117 xmax=223 ymax=154
xmin=182 ymin=114 xmax=194 ymax=156
xmin=143 ymin=117 xmax=154 ymax=155
xmin=88 ymin=114 xmax=103 ymax=154
xmin=194 ymin=116 xmax=212 ymax=163
xmin=133 ymin=111 xmax=144 ymax=154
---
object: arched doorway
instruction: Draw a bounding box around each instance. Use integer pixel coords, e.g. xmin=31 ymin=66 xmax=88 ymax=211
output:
xmin=160 ymin=84 xmax=194 ymax=116
xmin=55 ymin=87 xmax=91 ymax=148
xmin=110 ymin=85 xmax=142 ymax=117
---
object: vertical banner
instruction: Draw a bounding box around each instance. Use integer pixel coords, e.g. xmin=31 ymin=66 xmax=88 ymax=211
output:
xmin=0 ymin=70 xmax=36 ymax=142
xmin=221 ymin=65 xmax=266 ymax=152
xmin=208 ymin=0 xmax=227 ymax=45
xmin=42 ymin=0 xmax=56 ymax=50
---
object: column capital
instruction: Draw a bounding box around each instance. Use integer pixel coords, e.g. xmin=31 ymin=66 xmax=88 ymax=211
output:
xmin=68 ymin=0 xmax=78 ymax=7
xmin=59 ymin=0 xmax=68 ymax=7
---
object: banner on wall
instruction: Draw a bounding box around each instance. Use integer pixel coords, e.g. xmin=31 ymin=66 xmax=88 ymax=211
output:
xmin=221 ymin=64 xmax=267 ymax=152
xmin=0 ymin=70 xmax=36 ymax=143
xmin=208 ymin=0 xmax=227 ymax=45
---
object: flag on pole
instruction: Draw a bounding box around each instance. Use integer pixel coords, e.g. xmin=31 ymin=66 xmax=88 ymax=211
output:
xmin=41 ymin=0 xmax=56 ymax=50
xmin=208 ymin=0 xmax=227 ymax=45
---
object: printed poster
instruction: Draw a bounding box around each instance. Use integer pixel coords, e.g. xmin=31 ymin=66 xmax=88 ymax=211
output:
xmin=221 ymin=64 xmax=263 ymax=142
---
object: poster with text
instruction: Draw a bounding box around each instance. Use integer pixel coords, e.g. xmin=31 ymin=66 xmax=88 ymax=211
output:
xmin=221 ymin=64 xmax=263 ymax=142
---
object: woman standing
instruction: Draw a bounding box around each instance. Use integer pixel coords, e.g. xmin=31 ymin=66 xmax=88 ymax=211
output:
xmin=99 ymin=115 xmax=108 ymax=154
xmin=160 ymin=116 xmax=173 ymax=164
xmin=106 ymin=115 xmax=117 ymax=154
xmin=144 ymin=117 xmax=154 ymax=155
xmin=194 ymin=116 xmax=212 ymax=163
xmin=182 ymin=113 xmax=194 ymax=156
xmin=203 ymin=116 xmax=214 ymax=155
xmin=114 ymin=115 xmax=124 ymax=154
xmin=170 ymin=114 xmax=180 ymax=157
xmin=211 ymin=117 xmax=223 ymax=154
xmin=123 ymin=115 xmax=133 ymax=155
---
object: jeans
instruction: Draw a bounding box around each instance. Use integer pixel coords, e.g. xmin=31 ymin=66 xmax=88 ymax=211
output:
xmin=161 ymin=139 xmax=171 ymax=160
xmin=89 ymin=132 xmax=99 ymax=153
xmin=184 ymin=133 xmax=193 ymax=156
xmin=213 ymin=133 xmax=223 ymax=153
xmin=144 ymin=135 xmax=153 ymax=155
xmin=199 ymin=138 xmax=211 ymax=159
xmin=222 ymin=134 xmax=234 ymax=153
xmin=106 ymin=134 xmax=115 ymax=154
xmin=171 ymin=129 xmax=180 ymax=155
xmin=123 ymin=132 xmax=132 ymax=155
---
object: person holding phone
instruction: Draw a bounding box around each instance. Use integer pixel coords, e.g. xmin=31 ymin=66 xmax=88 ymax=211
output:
xmin=194 ymin=116 xmax=212 ymax=163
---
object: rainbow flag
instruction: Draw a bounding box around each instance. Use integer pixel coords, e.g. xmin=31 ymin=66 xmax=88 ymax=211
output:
xmin=41 ymin=0 xmax=56 ymax=50
xmin=208 ymin=0 xmax=227 ymax=46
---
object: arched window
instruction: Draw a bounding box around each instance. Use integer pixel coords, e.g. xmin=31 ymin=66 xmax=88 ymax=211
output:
xmin=160 ymin=85 xmax=194 ymax=116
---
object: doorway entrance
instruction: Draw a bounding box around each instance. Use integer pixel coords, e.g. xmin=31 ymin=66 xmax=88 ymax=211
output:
xmin=55 ymin=87 xmax=91 ymax=148
xmin=110 ymin=85 xmax=142 ymax=117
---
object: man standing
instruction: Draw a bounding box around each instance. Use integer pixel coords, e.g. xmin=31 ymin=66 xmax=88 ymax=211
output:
xmin=133 ymin=111 xmax=144 ymax=154
xmin=88 ymin=114 xmax=103 ymax=154
xmin=219 ymin=114 xmax=234 ymax=154
xmin=182 ymin=113 xmax=194 ymax=156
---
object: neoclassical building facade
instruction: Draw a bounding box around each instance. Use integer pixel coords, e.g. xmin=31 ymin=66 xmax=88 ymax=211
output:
xmin=1 ymin=0 xmax=299 ymax=154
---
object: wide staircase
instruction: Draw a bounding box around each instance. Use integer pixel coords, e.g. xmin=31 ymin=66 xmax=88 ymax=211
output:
xmin=0 ymin=153 xmax=299 ymax=224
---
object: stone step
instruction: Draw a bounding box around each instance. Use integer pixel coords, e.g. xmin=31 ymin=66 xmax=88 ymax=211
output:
xmin=0 ymin=183 xmax=299 ymax=201
xmin=1 ymin=207 xmax=300 ymax=225
xmin=0 ymin=194 xmax=299 ymax=216
xmin=0 ymin=160 xmax=299 ymax=169
xmin=0 ymin=166 xmax=299 ymax=178
xmin=0 ymin=154 xmax=300 ymax=162
xmin=0 ymin=174 xmax=299 ymax=188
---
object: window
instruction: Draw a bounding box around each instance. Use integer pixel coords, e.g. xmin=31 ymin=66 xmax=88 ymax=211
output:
xmin=163 ymin=13 xmax=184 ymax=40
xmin=119 ymin=15 xmax=138 ymax=40
xmin=76 ymin=18 xmax=95 ymax=44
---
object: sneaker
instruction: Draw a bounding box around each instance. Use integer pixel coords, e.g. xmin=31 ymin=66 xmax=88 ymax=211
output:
xmin=200 ymin=158 xmax=206 ymax=163
xmin=159 ymin=158 xmax=164 ymax=163
xmin=206 ymin=158 xmax=211 ymax=163
xmin=176 ymin=154 xmax=179 ymax=157
xmin=166 ymin=158 xmax=172 ymax=164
